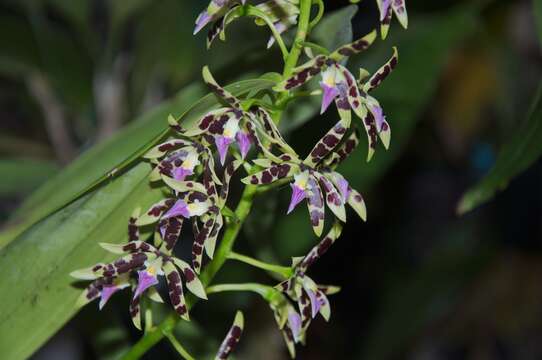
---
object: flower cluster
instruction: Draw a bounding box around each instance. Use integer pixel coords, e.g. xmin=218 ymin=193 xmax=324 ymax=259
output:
xmin=71 ymin=0 xmax=409 ymax=358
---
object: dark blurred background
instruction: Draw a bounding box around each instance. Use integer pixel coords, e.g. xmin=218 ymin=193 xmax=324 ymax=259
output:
xmin=1 ymin=0 xmax=542 ymax=359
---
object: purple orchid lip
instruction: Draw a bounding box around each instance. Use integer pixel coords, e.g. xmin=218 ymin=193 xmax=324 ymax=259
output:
xmin=371 ymin=105 xmax=385 ymax=132
xmin=236 ymin=131 xmax=252 ymax=159
xmin=99 ymin=285 xmax=121 ymax=310
xmin=336 ymin=177 xmax=351 ymax=202
xmin=134 ymin=270 xmax=159 ymax=299
xmin=306 ymin=288 xmax=321 ymax=318
xmin=320 ymin=82 xmax=340 ymax=114
xmin=215 ymin=135 xmax=234 ymax=165
xmin=380 ymin=0 xmax=391 ymax=21
xmin=163 ymin=200 xmax=190 ymax=219
xmin=288 ymin=311 xmax=302 ymax=340
xmin=287 ymin=184 xmax=307 ymax=214
xmin=194 ymin=10 xmax=212 ymax=35
xmin=173 ymin=167 xmax=193 ymax=181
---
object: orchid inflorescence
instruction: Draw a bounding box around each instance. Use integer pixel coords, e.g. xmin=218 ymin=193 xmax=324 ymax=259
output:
xmin=71 ymin=0 xmax=408 ymax=358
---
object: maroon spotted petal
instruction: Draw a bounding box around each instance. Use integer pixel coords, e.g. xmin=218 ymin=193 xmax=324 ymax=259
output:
xmin=304 ymin=119 xmax=348 ymax=167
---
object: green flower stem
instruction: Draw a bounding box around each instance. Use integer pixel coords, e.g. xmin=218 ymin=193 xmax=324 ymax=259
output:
xmin=309 ymin=0 xmax=325 ymax=30
xmin=206 ymin=283 xmax=274 ymax=298
xmin=228 ymin=251 xmax=292 ymax=278
xmin=282 ymin=0 xmax=313 ymax=77
xmin=300 ymin=41 xmax=330 ymax=55
xmin=163 ymin=331 xmax=196 ymax=360
xmin=246 ymin=6 xmax=290 ymax=61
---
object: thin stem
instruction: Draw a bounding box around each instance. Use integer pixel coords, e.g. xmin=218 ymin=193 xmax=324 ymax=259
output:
xmin=300 ymin=41 xmax=330 ymax=56
xmin=163 ymin=331 xmax=196 ymax=360
xmin=282 ymin=0 xmax=313 ymax=77
xmin=246 ymin=6 xmax=289 ymax=61
xmin=228 ymin=252 xmax=292 ymax=278
xmin=308 ymin=0 xmax=325 ymax=30
xmin=206 ymin=283 xmax=273 ymax=298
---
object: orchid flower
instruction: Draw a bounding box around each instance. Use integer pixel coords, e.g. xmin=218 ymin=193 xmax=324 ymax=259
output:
xmin=242 ymin=119 xmax=367 ymax=236
xmin=215 ymin=311 xmax=244 ymax=360
xmin=274 ymin=31 xmax=397 ymax=161
xmin=138 ymin=158 xmax=242 ymax=273
xmin=376 ymin=0 xmax=408 ymax=39
xmin=144 ymin=134 xmax=221 ymax=186
xmin=266 ymin=289 xmax=305 ymax=358
xmin=181 ymin=66 xmax=295 ymax=165
xmin=194 ymin=0 xmax=246 ymax=35
xmin=202 ymin=0 xmax=299 ymax=50
xmin=71 ymin=211 xmax=206 ymax=328
xmin=276 ymin=223 xmax=342 ymax=342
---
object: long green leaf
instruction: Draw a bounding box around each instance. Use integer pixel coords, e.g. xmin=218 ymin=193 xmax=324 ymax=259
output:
xmin=0 ymin=158 xmax=58 ymax=196
xmin=0 ymin=77 xmax=274 ymax=359
xmin=457 ymin=83 xmax=542 ymax=214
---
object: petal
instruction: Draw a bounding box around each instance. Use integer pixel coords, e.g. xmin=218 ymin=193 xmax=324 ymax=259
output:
xmin=236 ymin=130 xmax=252 ymax=159
xmin=99 ymin=284 xmax=122 ymax=310
xmin=323 ymin=129 xmax=360 ymax=168
xmin=378 ymin=0 xmax=391 ymax=21
xmin=273 ymin=55 xmax=327 ymax=91
xmin=202 ymin=66 xmax=241 ymax=109
xmin=370 ymin=104 xmax=385 ymax=132
xmin=304 ymin=119 xmax=348 ymax=167
xmin=215 ymin=311 xmax=244 ymax=359
xmin=158 ymin=217 xmax=184 ymax=253
xmin=241 ymin=163 xmax=298 ymax=185
xmin=305 ymin=175 xmax=325 ymax=236
xmin=171 ymin=258 xmax=207 ymax=300
xmin=315 ymin=173 xmax=346 ymax=222
xmin=305 ymin=287 xmax=321 ymax=318
xmin=330 ymin=30 xmax=377 ymax=61
xmin=363 ymin=46 xmax=398 ymax=92
xmin=163 ymin=261 xmax=189 ymax=320
xmin=134 ymin=270 xmax=159 ymax=299
xmin=215 ymin=135 xmax=234 ymax=165
xmin=137 ymin=198 xmax=176 ymax=226
xmin=129 ymin=288 xmax=142 ymax=330
xmin=287 ymin=310 xmax=302 ymax=341
xmin=162 ymin=199 xmax=190 ymax=219
xmin=194 ymin=10 xmax=212 ymax=34
xmin=320 ymin=82 xmax=340 ymax=114
xmin=347 ymin=187 xmax=367 ymax=221
xmin=192 ymin=214 xmax=216 ymax=273
xmin=298 ymin=222 xmax=343 ymax=273
xmin=287 ymin=183 xmax=307 ymax=214
xmin=391 ymin=0 xmax=408 ymax=28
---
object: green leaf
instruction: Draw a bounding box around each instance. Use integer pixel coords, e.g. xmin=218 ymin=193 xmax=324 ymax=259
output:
xmin=1 ymin=78 xmax=274 ymax=249
xmin=0 ymin=158 xmax=58 ymax=196
xmin=0 ymin=77 xmax=275 ymax=359
xmin=457 ymin=83 xmax=542 ymax=215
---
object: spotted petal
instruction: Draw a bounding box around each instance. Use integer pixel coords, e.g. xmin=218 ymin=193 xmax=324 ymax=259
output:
xmin=137 ymin=198 xmax=176 ymax=226
xmin=304 ymin=119 xmax=348 ymax=167
xmin=183 ymin=108 xmax=236 ymax=137
xmin=94 ymin=253 xmax=149 ymax=278
xmin=163 ymin=261 xmax=189 ymax=320
xmin=99 ymin=241 xmax=157 ymax=255
xmin=306 ymin=174 xmax=325 ymax=236
xmin=298 ymin=222 xmax=343 ymax=273
xmin=346 ymin=186 xmax=367 ymax=221
xmin=129 ymin=284 xmax=142 ymax=330
xmin=363 ymin=46 xmax=398 ymax=92
xmin=144 ymin=139 xmax=194 ymax=159
xmin=202 ymin=66 xmax=241 ymax=109
xmin=171 ymin=258 xmax=207 ymax=300
xmin=273 ymin=55 xmax=327 ymax=91
xmin=158 ymin=216 xmax=184 ymax=253
xmin=215 ymin=311 xmax=244 ymax=360
xmin=315 ymin=174 xmax=346 ymax=222
xmin=391 ymin=0 xmax=408 ymax=29
xmin=241 ymin=163 xmax=299 ymax=185
xmin=207 ymin=6 xmax=242 ymax=48
xmin=161 ymin=176 xmax=208 ymax=194
xmin=323 ymin=128 xmax=360 ymax=168
xmin=329 ymin=30 xmax=377 ymax=61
